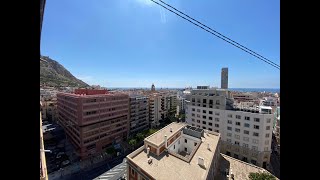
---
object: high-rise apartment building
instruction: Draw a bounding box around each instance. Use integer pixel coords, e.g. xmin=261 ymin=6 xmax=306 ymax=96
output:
xmin=148 ymin=93 xmax=168 ymax=128
xmin=221 ymin=68 xmax=228 ymax=89
xmin=129 ymin=95 xmax=149 ymax=135
xmin=126 ymin=122 xmax=221 ymax=180
xmin=57 ymin=89 xmax=130 ymax=159
xmin=185 ymin=87 xmax=273 ymax=168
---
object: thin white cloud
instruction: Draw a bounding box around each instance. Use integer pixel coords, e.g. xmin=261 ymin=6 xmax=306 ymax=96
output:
xmin=136 ymin=0 xmax=154 ymax=6
xmin=159 ymin=6 xmax=167 ymax=23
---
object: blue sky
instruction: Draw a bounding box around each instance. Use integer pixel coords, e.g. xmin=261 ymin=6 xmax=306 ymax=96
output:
xmin=41 ymin=0 xmax=280 ymax=88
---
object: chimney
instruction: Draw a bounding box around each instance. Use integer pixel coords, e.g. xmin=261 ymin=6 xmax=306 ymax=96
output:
xmin=170 ymin=127 xmax=172 ymax=132
xmin=198 ymin=156 xmax=205 ymax=167
xmin=147 ymin=147 xmax=150 ymax=157
xmin=164 ymin=135 xmax=168 ymax=148
xmin=207 ymin=143 xmax=210 ymax=150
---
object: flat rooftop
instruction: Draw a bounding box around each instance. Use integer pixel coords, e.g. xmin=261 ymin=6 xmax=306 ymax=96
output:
xmin=145 ymin=122 xmax=186 ymax=146
xmin=215 ymin=154 xmax=278 ymax=180
xmin=128 ymin=131 xmax=220 ymax=180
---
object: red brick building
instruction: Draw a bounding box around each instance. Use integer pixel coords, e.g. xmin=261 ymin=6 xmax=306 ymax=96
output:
xmin=57 ymin=89 xmax=129 ymax=159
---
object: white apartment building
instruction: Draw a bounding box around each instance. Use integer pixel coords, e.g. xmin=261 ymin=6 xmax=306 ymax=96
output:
xmin=148 ymin=93 xmax=168 ymax=128
xmin=185 ymin=88 xmax=273 ymax=168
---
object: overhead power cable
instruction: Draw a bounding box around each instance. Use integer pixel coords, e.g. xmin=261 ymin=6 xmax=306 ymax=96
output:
xmin=150 ymin=0 xmax=280 ymax=70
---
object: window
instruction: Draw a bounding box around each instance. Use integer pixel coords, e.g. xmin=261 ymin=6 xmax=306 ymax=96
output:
xmin=265 ymin=140 xmax=269 ymax=145
xmin=236 ymin=115 xmax=241 ymax=119
xmin=197 ymin=120 xmax=200 ymax=123
xmin=234 ymin=135 xmax=240 ymax=139
xmin=244 ymin=117 xmax=250 ymax=121
xmin=209 ymin=122 xmax=213 ymax=126
xmin=203 ymin=126 xmax=206 ymax=129
xmin=209 ymin=100 xmax=213 ymax=104
xmin=228 ymin=114 xmax=233 ymax=118
xmin=234 ymin=154 xmax=239 ymax=159
xmin=267 ymin=118 xmax=271 ymax=123
xmin=192 ymin=113 xmax=195 ymax=117
xmin=194 ymin=142 xmax=197 ymax=146
xmin=192 ymin=108 xmax=195 ymax=111
xmin=209 ymin=128 xmax=213 ymax=131
xmin=216 ymin=100 xmax=220 ymax=105
xmin=227 ymin=133 xmax=232 ymax=137
xmin=227 ymin=126 xmax=232 ymax=131
xmin=203 ymin=110 xmax=206 ymax=113
xmin=215 ymin=112 xmax=220 ymax=116
xmin=235 ymin=141 xmax=240 ymax=145
xmin=254 ymin=125 xmax=259 ymax=129
xmin=236 ymin=122 xmax=241 ymax=126
xmin=203 ymin=115 xmax=206 ymax=119
xmin=185 ymin=147 xmax=187 ymax=152
xmin=203 ymin=99 xmax=207 ymax=103
xmin=131 ymin=168 xmax=135 ymax=176
xmin=197 ymin=109 xmax=200 ymax=112
xmin=192 ymin=98 xmax=195 ymax=102
xmin=196 ymin=125 xmax=200 ymax=128
xmin=252 ymin=146 xmax=258 ymax=151
xmin=243 ymin=143 xmax=249 ymax=148
xmin=243 ymin=137 xmax=249 ymax=142
xmin=252 ymin=139 xmax=259 ymax=144
xmin=215 ymin=129 xmax=219 ymax=133
xmin=215 ymin=118 xmax=219 ymax=122
xmin=227 ymin=120 xmax=232 ymax=124
xmin=209 ymin=117 xmax=213 ymax=120
xmin=174 ymin=145 xmax=175 ymax=149
xmin=192 ymin=119 xmax=195 ymax=122
xmin=185 ymin=139 xmax=187 ymax=143
xmin=202 ymin=121 xmax=207 ymax=124
xmin=254 ymin=118 xmax=260 ymax=122
xmin=244 ymin=130 xmax=249 ymax=135
xmin=253 ymin=132 xmax=259 ymax=137
xmin=266 ymin=126 xmax=270 ymax=130
xmin=215 ymin=124 xmax=219 ymax=128
xmin=209 ymin=111 xmax=213 ymax=114
xmin=251 ymin=160 xmax=257 ymax=165
xmin=265 ymin=133 xmax=270 ymax=138
xmin=197 ymin=114 xmax=200 ymax=118
xmin=244 ymin=123 xmax=250 ymax=128
xmin=264 ymin=147 xmax=269 ymax=151
xmin=227 ymin=139 xmax=231 ymax=143
xmin=192 ymin=124 xmax=195 ymax=126
xmin=235 ymin=128 xmax=240 ymax=133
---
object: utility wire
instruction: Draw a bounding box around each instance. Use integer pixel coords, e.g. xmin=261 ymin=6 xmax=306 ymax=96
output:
xmin=150 ymin=0 xmax=280 ymax=70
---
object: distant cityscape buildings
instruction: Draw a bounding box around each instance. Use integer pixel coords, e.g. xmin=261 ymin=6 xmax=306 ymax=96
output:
xmin=40 ymin=66 xmax=279 ymax=179
xmin=221 ymin=67 xmax=228 ymax=89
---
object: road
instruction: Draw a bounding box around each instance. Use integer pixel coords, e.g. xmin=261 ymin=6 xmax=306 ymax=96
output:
xmin=59 ymin=156 xmax=125 ymax=180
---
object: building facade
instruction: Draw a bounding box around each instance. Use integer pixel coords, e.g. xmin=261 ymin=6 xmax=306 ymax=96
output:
xmin=129 ymin=95 xmax=149 ymax=135
xmin=185 ymin=88 xmax=273 ymax=168
xmin=221 ymin=68 xmax=228 ymax=89
xmin=273 ymin=107 xmax=280 ymax=154
xmin=57 ymin=89 xmax=130 ymax=159
xmin=148 ymin=93 xmax=168 ymax=128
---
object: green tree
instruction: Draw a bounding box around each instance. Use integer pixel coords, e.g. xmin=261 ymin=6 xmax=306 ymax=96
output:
xmin=128 ymin=138 xmax=137 ymax=149
xmin=249 ymin=172 xmax=276 ymax=180
xmin=136 ymin=133 xmax=144 ymax=141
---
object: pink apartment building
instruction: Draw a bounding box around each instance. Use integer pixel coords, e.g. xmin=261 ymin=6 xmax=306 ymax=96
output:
xmin=57 ymin=89 xmax=130 ymax=159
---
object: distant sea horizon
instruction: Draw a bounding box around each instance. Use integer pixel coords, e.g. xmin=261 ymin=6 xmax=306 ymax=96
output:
xmin=108 ymin=87 xmax=280 ymax=93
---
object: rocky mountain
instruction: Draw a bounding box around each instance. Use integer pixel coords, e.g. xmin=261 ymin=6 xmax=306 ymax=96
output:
xmin=40 ymin=56 xmax=89 ymax=87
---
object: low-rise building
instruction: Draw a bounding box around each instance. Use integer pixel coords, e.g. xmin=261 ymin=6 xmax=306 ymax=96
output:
xmin=126 ymin=122 xmax=221 ymax=180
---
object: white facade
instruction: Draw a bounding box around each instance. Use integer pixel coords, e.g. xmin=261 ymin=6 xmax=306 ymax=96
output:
xmin=168 ymin=133 xmax=201 ymax=154
xmin=185 ymin=89 xmax=273 ymax=167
